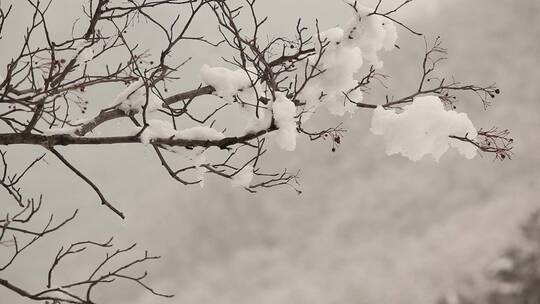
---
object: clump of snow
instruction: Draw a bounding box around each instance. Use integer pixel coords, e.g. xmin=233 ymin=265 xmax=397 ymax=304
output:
xmin=139 ymin=120 xmax=225 ymax=145
xmin=176 ymin=126 xmax=226 ymax=141
xmin=272 ymin=93 xmax=297 ymax=151
xmin=235 ymin=85 xmax=273 ymax=133
xmin=231 ymin=165 xmax=254 ymax=188
xmin=300 ymin=44 xmax=364 ymax=117
xmin=111 ymin=80 xmax=163 ymax=114
xmin=296 ymin=3 xmax=396 ymax=120
xmin=139 ymin=119 xmax=177 ymax=145
xmin=370 ymin=96 xmax=478 ymax=161
xmin=200 ymin=64 xmax=251 ymax=98
xmin=40 ymin=289 xmax=79 ymax=302
xmin=139 ymin=120 xmax=221 ymax=187
xmin=237 ymin=102 xmax=272 ymax=134
xmin=342 ymin=3 xmax=398 ymax=68
xmin=321 ymin=27 xmax=344 ymax=43
xmin=245 ymin=112 xmax=272 ymax=134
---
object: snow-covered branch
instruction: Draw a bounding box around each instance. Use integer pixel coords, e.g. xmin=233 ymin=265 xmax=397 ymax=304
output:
xmin=0 ymin=0 xmax=511 ymax=302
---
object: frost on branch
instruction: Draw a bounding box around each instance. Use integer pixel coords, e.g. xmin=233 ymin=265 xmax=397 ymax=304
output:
xmin=370 ymin=96 xmax=478 ymax=161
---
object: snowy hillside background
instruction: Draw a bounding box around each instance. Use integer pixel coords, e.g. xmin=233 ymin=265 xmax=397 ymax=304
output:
xmin=1 ymin=0 xmax=539 ymax=303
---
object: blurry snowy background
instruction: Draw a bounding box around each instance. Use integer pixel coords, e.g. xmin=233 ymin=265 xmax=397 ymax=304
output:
xmin=1 ymin=0 xmax=539 ymax=303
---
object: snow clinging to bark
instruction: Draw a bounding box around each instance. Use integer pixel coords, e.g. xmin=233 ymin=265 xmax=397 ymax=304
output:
xmin=139 ymin=120 xmax=225 ymax=145
xmin=139 ymin=120 xmax=177 ymax=145
xmin=200 ymin=64 xmax=251 ymax=98
xmin=176 ymin=126 xmax=226 ymax=141
xmin=111 ymin=80 xmax=164 ymax=114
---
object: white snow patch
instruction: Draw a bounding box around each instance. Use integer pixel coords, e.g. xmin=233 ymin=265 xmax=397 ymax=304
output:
xmin=342 ymin=5 xmax=398 ymax=68
xmin=272 ymin=93 xmax=297 ymax=151
xmin=235 ymin=85 xmax=273 ymax=133
xmin=139 ymin=119 xmax=177 ymax=145
xmin=296 ymin=4 xmax=396 ymax=120
xmin=245 ymin=114 xmax=272 ymax=134
xmin=300 ymin=44 xmax=363 ymax=118
xmin=200 ymin=65 xmax=251 ymax=97
xmin=237 ymin=102 xmax=272 ymax=134
xmin=111 ymin=80 xmax=163 ymax=114
xmin=321 ymin=27 xmax=344 ymax=43
xmin=231 ymin=165 xmax=254 ymax=188
xmin=139 ymin=120 xmax=225 ymax=145
xmin=176 ymin=126 xmax=225 ymax=141
xmin=194 ymin=153 xmax=207 ymax=188
xmin=72 ymin=40 xmax=94 ymax=63
xmin=370 ymin=96 xmax=478 ymax=161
